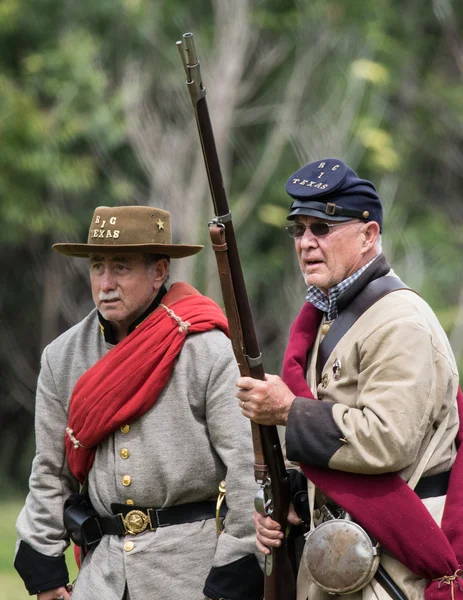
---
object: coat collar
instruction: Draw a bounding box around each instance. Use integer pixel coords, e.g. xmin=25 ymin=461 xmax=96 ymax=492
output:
xmin=97 ymin=284 xmax=168 ymax=344
xmin=336 ymin=253 xmax=391 ymax=314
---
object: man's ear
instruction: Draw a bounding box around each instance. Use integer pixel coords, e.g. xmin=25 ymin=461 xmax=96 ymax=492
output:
xmin=153 ymin=258 xmax=169 ymax=288
xmin=361 ymin=221 xmax=380 ymax=253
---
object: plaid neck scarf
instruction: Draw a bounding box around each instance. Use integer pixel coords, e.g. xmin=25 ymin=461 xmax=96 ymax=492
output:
xmin=306 ymin=256 xmax=377 ymax=320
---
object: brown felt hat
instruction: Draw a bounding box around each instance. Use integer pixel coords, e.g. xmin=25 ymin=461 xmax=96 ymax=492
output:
xmin=52 ymin=206 xmax=203 ymax=259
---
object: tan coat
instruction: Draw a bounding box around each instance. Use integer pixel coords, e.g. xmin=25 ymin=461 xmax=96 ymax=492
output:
xmin=288 ymin=280 xmax=459 ymax=600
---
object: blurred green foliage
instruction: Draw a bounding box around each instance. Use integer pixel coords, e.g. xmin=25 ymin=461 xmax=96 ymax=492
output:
xmin=0 ymin=500 xmax=78 ymax=599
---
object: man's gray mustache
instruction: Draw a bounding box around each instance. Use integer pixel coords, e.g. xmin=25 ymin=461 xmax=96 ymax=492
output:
xmin=99 ymin=292 xmax=121 ymax=301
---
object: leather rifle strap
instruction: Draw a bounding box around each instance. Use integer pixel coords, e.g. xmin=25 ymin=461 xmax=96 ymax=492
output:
xmin=316 ymin=276 xmax=412 ymax=382
xmin=209 ymin=226 xmax=267 ymax=482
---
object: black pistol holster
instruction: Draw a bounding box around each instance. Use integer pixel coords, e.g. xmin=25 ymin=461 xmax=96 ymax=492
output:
xmin=63 ymin=493 xmax=102 ymax=549
xmin=289 ymin=469 xmax=310 ymax=524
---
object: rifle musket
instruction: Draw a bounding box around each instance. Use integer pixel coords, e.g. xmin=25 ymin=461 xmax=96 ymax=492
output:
xmin=254 ymin=487 xmax=273 ymax=515
xmin=177 ymin=33 xmax=206 ymax=104
xmin=183 ymin=32 xmax=198 ymax=66
xmin=208 ymin=219 xmax=225 ymax=229
xmin=245 ymin=352 xmax=263 ymax=368
xmin=185 ymin=66 xmax=206 ymax=104
xmin=209 ymin=211 xmax=232 ymax=225
xmin=176 ymin=40 xmax=189 ymax=77
xmin=177 ymin=31 xmax=297 ymax=598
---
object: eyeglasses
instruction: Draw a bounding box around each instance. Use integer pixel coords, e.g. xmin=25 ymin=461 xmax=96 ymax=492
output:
xmin=286 ymin=221 xmax=355 ymax=238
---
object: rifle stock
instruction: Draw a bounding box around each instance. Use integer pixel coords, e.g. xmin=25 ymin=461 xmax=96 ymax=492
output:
xmin=177 ymin=33 xmax=296 ymax=600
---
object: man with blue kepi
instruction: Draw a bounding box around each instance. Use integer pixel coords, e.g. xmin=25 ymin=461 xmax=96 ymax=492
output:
xmin=236 ymin=158 xmax=462 ymax=600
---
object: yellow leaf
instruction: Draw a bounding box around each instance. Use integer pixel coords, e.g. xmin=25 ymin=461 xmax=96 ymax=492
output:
xmin=351 ymin=59 xmax=389 ymax=85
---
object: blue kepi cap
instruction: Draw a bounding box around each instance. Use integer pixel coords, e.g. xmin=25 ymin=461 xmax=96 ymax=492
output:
xmin=285 ymin=158 xmax=383 ymax=231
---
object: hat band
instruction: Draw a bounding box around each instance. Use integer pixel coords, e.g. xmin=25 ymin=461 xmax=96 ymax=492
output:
xmin=289 ymin=200 xmax=369 ymax=221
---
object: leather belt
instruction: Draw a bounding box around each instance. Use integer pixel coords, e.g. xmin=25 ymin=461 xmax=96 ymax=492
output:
xmin=414 ymin=470 xmax=450 ymax=499
xmin=98 ymin=500 xmax=227 ymax=536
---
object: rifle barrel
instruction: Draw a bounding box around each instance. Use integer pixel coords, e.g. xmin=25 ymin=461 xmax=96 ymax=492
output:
xmin=177 ymin=31 xmax=296 ymax=600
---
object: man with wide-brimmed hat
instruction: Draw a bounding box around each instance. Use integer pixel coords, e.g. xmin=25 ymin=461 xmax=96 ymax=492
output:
xmin=15 ymin=206 xmax=264 ymax=600
xmin=237 ymin=159 xmax=461 ymax=600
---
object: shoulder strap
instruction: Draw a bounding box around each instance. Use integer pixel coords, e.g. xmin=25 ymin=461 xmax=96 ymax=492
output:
xmin=316 ymin=276 xmax=411 ymax=381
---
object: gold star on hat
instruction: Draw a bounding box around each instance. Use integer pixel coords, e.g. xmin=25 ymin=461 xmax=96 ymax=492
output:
xmin=156 ymin=218 xmax=165 ymax=230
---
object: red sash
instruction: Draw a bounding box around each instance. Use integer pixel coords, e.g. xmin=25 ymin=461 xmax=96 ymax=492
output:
xmin=65 ymin=283 xmax=229 ymax=483
xmin=282 ymin=302 xmax=463 ymax=598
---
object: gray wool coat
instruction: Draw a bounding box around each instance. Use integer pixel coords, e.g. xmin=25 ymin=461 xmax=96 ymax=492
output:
xmin=16 ymin=307 xmax=261 ymax=600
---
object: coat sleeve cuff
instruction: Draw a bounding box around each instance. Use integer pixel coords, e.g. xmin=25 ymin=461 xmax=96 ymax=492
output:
xmin=14 ymin=540 xmax=69 ymax=595
xmin=203 ymin=554 xmax=263 ymax=600
xmin=286 ymin=397 xmax=344 ymax=467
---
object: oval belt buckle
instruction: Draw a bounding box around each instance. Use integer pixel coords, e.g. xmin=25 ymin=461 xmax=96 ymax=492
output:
xmin=123 ymin=509 xmax=149 ymax=534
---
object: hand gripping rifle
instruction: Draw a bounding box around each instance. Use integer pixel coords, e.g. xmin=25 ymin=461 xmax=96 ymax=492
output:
xmin=177 ymin=33 xmax=296 ymax=600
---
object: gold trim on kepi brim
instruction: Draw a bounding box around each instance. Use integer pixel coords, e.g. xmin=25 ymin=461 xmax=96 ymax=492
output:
xmin=52 ymin=205 xmax=203 ymax=259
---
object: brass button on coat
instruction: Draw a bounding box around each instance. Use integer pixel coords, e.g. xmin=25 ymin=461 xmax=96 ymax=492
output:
xmin=321 ymin=323 xmax=331 ymax=335
xmin=122 ymin=475 xmax=132 ymax=486
xmin=124 ymin=541 xmax=134 ymax=552
xmin=126 ymin=499 xmax=135 ymax=506
xmin=120 ymin=424 xmax=130 ymax=434
xmin=120 ymin=448 xmax=130 ymax=459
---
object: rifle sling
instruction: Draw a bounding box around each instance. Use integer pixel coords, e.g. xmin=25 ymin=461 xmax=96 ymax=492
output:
xmin=209 ymin=225 xmax=267 ymax=482
xmin=316 ymin=276 xmax=411 ymax=382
